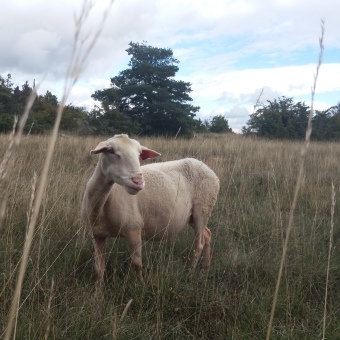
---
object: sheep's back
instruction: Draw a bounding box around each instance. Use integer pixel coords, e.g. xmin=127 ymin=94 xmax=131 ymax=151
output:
xmin=141 ymin=158 xmax=219 ymax=215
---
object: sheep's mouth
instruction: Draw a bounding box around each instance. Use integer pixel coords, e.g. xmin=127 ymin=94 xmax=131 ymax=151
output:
xmin=124 ymin=182 xmax=145 ymax=195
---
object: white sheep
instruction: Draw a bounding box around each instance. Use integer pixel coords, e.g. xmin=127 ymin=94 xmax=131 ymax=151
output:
xmin=81 ymin=134 xmax=219 ymax=283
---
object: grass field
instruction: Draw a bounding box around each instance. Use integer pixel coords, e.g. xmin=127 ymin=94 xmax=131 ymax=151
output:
xmin=1 ymin=133 xmax=340 ymax=339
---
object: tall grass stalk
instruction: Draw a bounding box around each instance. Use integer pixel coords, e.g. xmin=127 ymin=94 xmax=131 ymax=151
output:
xmin=3 ymin=1 xmax=114 ymax=339
xmin=44 ymin=277 xmax=55 ymax=340
xmin=322 ymin=182 xmax=335 ymax=339
xmin=266 ymin=20 xmax=325 ymax=339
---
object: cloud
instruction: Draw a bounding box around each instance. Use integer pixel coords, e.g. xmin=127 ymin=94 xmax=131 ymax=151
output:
xmin=0 ymin=0 xmax=339 ymax=132
xmin=216 ymin=87 xmax=281 ymax=107
xmin=13 ymin=29 xmax=61 ymax=73
xmin=225 ymin=106 xmax=250 ymax=133
xmin=190 ymin=63 xmax=340 ymax=108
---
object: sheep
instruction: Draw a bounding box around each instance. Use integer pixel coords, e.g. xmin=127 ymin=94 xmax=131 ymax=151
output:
xmin=81 ymin=134 xmax=219 ymax=283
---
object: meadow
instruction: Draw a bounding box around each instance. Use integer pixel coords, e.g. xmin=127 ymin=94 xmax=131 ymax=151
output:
xmin=1 ymin=133 xmax=340 ymax=339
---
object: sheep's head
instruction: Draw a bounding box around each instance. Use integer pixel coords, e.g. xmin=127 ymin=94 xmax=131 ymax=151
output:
xmin=90 ymin=134 xmax=160 ymax=195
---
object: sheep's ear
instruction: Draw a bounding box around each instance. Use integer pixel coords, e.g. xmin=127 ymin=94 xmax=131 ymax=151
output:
xmin=140 ymin=146 xmax=161 ymax=160
xmin=90 ymin=141 xmax=108 ymax=155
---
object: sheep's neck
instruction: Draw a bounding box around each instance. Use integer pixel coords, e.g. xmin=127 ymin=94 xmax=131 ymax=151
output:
xmin=87 ymin=162 xmax=114 ymax=219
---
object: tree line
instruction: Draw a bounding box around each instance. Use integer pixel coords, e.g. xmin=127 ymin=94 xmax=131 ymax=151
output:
xmin=0 ymin=42 xmax=232 ymax=137
xmin=0 ymin=74 xmax=87 ymax=134
xmin=0 ymin=41 xmax=339 ymax=139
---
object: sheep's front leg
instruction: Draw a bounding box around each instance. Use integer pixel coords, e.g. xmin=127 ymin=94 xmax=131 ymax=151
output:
xmin=93 ymin=235 xmax=106 ymax=285
xmin=124 ymin=229 xmax=144 ymax=283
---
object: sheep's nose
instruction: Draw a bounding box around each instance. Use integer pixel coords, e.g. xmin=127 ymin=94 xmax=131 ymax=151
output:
xmin=131 ymin=172 xmax=144 ymax=186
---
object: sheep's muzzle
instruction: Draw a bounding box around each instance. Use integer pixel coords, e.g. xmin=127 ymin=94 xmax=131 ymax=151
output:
xmin=125 ymin=172 xmax=145 ymax=195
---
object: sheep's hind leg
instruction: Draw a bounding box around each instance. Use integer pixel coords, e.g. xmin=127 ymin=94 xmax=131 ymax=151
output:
xmin=202 ymin=227 xmax=211 ymax=271
xmin=189 ymin=209 xmax=211 ymax=274
xmin=189 ymin=229 xmax=205 ymax=274
xmin=93 ymin=235 xmax=106 ymax=285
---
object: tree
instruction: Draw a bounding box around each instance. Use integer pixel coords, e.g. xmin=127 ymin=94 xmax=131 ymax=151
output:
xmin=243 ymin=97 xmax=309 ymax=139
xmin=326 ymin=103 xmax=340 ymax=140
xmin=209 ymin=115 xmax=233 ymax=133
xmin=0 ymin=76 xmax=36 ymax=132
xmin=27 ymin=97 xmax=87 ymax=134
xmin=61 ymin=104 xmax=88 ymax=132
xmin=86 ymin=104 xmax=136 ymax=135
xmin=0 ymin=74 xmax=15 ymax=132
xmin=92 ymin=42 xmax=200 ymax=136
xmin=44 ymin=90 xmax=58 ymax=106
xmin=313 ymin=103 xmax=340 ymax=140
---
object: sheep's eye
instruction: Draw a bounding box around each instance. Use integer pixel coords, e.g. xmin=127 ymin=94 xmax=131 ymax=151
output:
xmin=106 ymin=148 xmax=115 ymax=154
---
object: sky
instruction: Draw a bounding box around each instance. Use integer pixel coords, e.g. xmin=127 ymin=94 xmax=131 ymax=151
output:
xmin=0 ymin=0 xmax=339 ymax=132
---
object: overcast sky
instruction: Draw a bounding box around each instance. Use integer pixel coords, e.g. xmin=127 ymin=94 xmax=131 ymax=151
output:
xmin=1 ymin=0 xmax=339 ymax=132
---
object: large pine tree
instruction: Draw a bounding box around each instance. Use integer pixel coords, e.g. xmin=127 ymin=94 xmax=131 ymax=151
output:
xmin=92 ymin=42 xmax=200 ymax=136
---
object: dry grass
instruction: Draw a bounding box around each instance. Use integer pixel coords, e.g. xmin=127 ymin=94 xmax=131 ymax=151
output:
xmin=1 ymin=133 xmax=340 ymax=339
xmin=0 ymin=6 xmax=336 ymax=339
